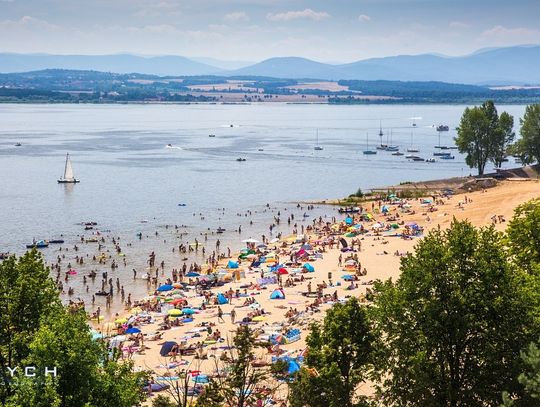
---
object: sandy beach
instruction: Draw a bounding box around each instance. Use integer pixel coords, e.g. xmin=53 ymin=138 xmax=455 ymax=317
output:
xmin=74 ymin=177 xmax=539 ymax=404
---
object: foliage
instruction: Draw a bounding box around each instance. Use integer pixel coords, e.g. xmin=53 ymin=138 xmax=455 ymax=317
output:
xmin=202 ymin=325 xmax=274 ymax=407
xmin=0 ymin=251 xmax=146 ymax=407
xmin=152 ymin=394 xmax=176 ymax=407
xmin=289 ymin=298 xmax=374 ymax=407
xmin=0 ymin=250 xmax=61 ymax=401
xmin=507 ymin=198 xmax=540 ymax=274
xmin=370 ymin=220 xmax=537 ymax=406
xmin=512 ymin=104 xmax=540 ymax=165
xmin=455 ymin=100 xmax=514 ymax=175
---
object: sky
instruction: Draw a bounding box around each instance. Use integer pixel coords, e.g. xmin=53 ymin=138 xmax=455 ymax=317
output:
xmin=0 ymin=0 xmax=539 ymax=63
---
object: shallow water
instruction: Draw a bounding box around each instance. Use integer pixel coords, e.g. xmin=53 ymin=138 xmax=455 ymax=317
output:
xmin=0 ymin=103 xmax=527 ymax=313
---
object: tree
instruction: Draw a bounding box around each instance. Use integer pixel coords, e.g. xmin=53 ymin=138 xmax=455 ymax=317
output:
xmin=0 ymin=250 xmax=61 ymax=401
xmin=455 ymin=101 xmax=514 ymax=175
xmin=204 ymin=325 xmax=275 ymax=407
xmin=513 ymin=104 xmax=540 ymax=165
xmin=1 ymin=251 xmax=147 ymax=407
xmin=371 ymin=220 xmax=536 ymax=406
xmin=289 ymin=298 xmax=374 ymax=407
xmin=507 ymin=198 xmax=540 ymax=274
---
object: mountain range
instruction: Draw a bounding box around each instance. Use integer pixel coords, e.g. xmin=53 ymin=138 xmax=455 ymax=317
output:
xmin=1 ymin=45 xmax=539 ymax=84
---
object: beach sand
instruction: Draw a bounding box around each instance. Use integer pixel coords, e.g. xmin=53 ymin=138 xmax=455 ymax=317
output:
xmin=88 ymin=179 xmax=539 ymax=404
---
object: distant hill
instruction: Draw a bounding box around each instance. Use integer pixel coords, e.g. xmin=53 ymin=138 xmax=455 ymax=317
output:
xmin=1 ymin=45 xmax=540 ymax=84
xmin=0 ymin=53 xmax=223 ymax=76
xmin=229 ymin=57 xmax=344 ymax=80
xmin=226 ymin=45 xmax=540 ymax=85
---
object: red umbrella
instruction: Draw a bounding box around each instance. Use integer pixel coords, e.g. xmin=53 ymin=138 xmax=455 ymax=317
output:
xmin=170 ymin=298 xmax=184 ymax=306
xmin=277 ymin=268 xmax=289 ymax=275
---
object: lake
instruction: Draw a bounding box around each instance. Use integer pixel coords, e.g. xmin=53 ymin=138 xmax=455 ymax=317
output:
xmin=0 ymin=103 xmax=527 ymax=310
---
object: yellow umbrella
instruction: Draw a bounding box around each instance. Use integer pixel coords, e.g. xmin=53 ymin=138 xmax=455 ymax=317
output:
xmin=115 ymin=318 xmax=127 ymax=324
xmin=168 ymin=309 xmax=182 ymax=317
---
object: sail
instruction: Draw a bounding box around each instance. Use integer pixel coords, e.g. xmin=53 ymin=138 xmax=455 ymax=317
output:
xmin=64 ymin=154 xmax=74 ymax=181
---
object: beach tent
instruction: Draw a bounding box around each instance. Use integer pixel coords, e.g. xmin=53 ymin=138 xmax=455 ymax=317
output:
xmin=339 ymin=238 xmax=348 ymax=248
xmin=288 ymin=360 xmax=301 ymax=375
xmin=217 ymin=293 xmax=228 ymax=305
xmin=345 ymin=216 xmax=353 ymax=225
xmin=186 ymin=271 xmax=200 ymax=277
xmin=227 ymin=260 xmax=239 ymax=269
xmin=303 ymin=263 xmax=315 ymax=273
xmin=160 ymin=341 xmax=177 ymax=357
xmin=270 ymin=289 xmax=285 ymax=300
xmin=157 ymin=284 xmax=173 ymax=292
xmin=382 ymin=205 xmax=389 ymax=213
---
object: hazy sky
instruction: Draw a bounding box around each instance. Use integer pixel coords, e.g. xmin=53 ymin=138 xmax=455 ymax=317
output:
xmin=1 ymin=0 xmax=539 ymax=62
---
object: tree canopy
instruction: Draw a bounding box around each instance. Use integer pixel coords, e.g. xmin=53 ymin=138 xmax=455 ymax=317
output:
xmin=455 ymin=100 xmax=514 ymax=175
xmin=370 ymin=220 xmax=536 ymax=406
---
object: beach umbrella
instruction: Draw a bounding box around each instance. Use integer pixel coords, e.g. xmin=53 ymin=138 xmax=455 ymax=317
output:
xmin=372 ymin=223 xmax=383 ymax=229
xmin=344 ymin=259 xmax=357 ymax=266
xmin=242 ymin=238 xmax=259 ymax=243
xmin=252 ymin=316 xmax=266 ymax=322
xmin=125 ymin=327 xmax=141 ymax=334
xmin=168 ymin=309 xmax=182 ymax=317
xmin=277 ymin=268 xmax=288 ymax=275
xmin=182 ymin=317 xmax=194 ymax=323
xmin=182 ymin=308 xmax=196 ymax=315
xmin=301 ymin=243 xmax=313 ymax=251
xmin=115 ymin=318 xmax=127 ymax=324
xmin=157 ymin=284 xmax=173 ymax=292
xmin=186 ymin=272 xmax=200 ymax=277
xmin=160 ymin=341 xmax=177 ymax=357
xmin=170 ymin=298 xmax=184 ymax=306
xmin=345 ymin=217 xmax=353 ymax=225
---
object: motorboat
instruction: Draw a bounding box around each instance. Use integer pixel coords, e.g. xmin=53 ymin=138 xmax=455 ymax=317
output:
xmin=236 ymin=158 xmax=247 ymax=162
xmin=48 ymin=239 xmax=65 ymax=244
xmin=426 ymin=158 xmax=436 ymax=163
xmin=392 ymin=151 xmax=404 ymax=156
xmin=437 ymin=124 xmax=450 ymax=132
xmin=208 ymin=134 xmax=216 ymax=137
xmin=26 ymin=240 xmax=48 ymax=249
xmin=440 ymin=155 xmax=455 ymax=160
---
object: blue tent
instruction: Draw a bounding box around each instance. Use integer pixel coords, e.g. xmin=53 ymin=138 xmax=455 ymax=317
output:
xmin=270 ymin=289 xmax=285 ymax=300
xmin=303 ymin=263 xmax=315 ymax=272
xmin=227 ymin=260 xmax=239 ymax=269
xmin=288 ymin=360 xmax=300 ymax=375
xmin=193 ymin=375 xmax=209 ymax=384
xmin=186 ymin=271 xmax=200 ymax=277
xmin=157 ymin=284 xmax=173 ymax=292
xmin=345 ymin=216 xmax=353 ymax=225
xmin=217 ymin=293 xmax=228 ymax=305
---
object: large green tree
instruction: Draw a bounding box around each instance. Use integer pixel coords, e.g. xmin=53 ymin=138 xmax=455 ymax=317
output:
xmin=456 ymin=101 xmax=514 ymax=175
xmin=0 ymin=251 xmax=147 ymax=407
xmin=512 ymin=104 xmax=540 ymax=165
xmin=371 ymin=220 xmax=536 ymax=406
xmin=0 ymin=250 xmax=61 ymax=400
xmin=289 ymin=297 xmax=374 ymax=407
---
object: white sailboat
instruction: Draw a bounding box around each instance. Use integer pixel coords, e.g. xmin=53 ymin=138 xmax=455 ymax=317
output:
xmin=314 ymin=129 xmax=323 ymax=150
xmin=406 ymin=131 xmax=419 ymax=153
xmin=58 ymin=153 xmax=80 ymax=183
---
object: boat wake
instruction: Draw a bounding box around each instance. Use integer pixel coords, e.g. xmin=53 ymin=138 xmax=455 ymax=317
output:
xmin=165 ymin=145 xmax=182 ymax=150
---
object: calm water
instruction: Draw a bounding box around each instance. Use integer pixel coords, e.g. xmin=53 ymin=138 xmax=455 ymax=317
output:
xmin=0 ymin=103 xmax=527 ymax=311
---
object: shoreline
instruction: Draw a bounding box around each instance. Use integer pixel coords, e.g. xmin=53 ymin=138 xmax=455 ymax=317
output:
xmin=84 ymin=177 xmax=540 ymax=404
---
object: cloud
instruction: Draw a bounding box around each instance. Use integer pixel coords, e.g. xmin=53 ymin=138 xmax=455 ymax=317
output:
xmin=0 ymin=16 xmax=60 ymax=31
xmin=224 ymin=11 xmax=249 ymax=22
xmin=449 ymin=21 xmax=469 ymax=29
xmin=358 ymin=14 xmax=371 ymax=22
xmin=266 ymin=8 xmax=330 ymax=22
xmin=481 ymin=25 xmax=539 ymax=39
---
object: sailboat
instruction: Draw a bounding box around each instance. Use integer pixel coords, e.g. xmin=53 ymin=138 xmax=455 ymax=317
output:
xmin=58 ymin=153 xmax=80 ymax=183
xmin=406 ymin=131 xmax=419 ymax=153
xmin=385 ymin=129 xmax=399 ymax=151
xmin=314 ymin=129 xmax=323 ymax=151
xmin=376 ymin=122 xmax=387 ymax=150
xmin=363 ymin=133 xmax=377 ymax=155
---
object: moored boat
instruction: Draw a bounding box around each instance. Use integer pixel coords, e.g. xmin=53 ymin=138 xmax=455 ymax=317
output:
xmin=26 ymin=240 xmax=48 ymax=249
